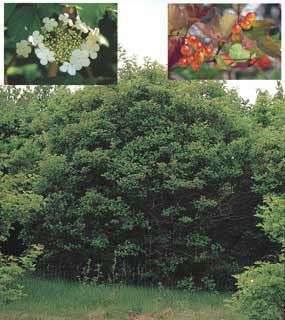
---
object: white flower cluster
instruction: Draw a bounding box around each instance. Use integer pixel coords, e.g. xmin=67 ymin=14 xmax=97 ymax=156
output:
xmin=58 ymin=13 xmax=73 ymax=27
xmin=15 ymin=13 xmax=101 ymax=76
xmin=60 ymin=50 xmax=90 ymax=75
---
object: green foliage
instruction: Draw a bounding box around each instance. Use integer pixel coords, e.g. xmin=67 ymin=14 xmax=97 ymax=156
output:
xmin=177 ymin=275 xmax=216 ymax=292
xmin=229 ymin=93 xmax=285 ymax=319
xmin=244 ymin=22 xmax=281 ymax=58
xmin=250 ymin=91 xmax=285 ymax=196
xmin=256 ymin=194 xmax=285 ymax=245
xmin=75 ymin=4 xmax=117 ymax=27
xmin=201 ymin=276 xmax=216 ymax=292
xmin=0 ymin=59 xmax=284 ymax=291
xmin=0 ymin=245 xmax=43 ymax=305
xmin=215 ymin=55 xmax=230 ymax=70
xmin=228 ymin=261 xmax=285 ymax=320
xmin=0 ymin=173 xmax=44 ymax=242
xmin=0 ymin=254 xmax=24 ymax=305
xmin=229 ymin=43 xmax=251 ymax=60
xmin=5 ymin=5 xmax=42 ymax=47
xmin=177 ymin=276 xmax=195 ymax=292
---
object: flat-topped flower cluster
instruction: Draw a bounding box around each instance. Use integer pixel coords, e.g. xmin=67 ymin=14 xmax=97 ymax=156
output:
xmin=16 ymin=13 xmax=101 ymax=76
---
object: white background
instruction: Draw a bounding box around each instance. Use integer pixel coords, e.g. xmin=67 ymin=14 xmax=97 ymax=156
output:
xmin=1 ymin=0 xmax=284 ymax=101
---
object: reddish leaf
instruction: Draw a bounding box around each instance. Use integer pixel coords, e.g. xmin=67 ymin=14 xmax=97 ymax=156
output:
xmin=184 ymin=4 xmax=213 ymax=25
xmin=168 ymin=36 xmax=184 ymax=70
xmin=168 ymin=4 xmax=188 ymax=34
xmin=195 ymin=11 xmax=238 ymax=42
xmin=168 ymin=4 xmax=213 ymax=34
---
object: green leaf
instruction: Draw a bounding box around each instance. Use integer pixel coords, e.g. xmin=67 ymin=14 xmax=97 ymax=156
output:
xmin=271 ymin=68 xmax=281 ymax=80
xmin=7 ymin=64 xmax=39 ymax=83
xmin=229 ymin=43 xmax=251 ymax=60
xmin=36 ymin=4 xmax=63 ymax=19
xmin=215 ymin=55 xmax=230 ymax=70
xmin=4 ymin=3 xmax=16 ymax=25
xmin=244 ymin=20 xmax=281 ymax=58
xmin=6 ymin=5 xmax=41 ymax=46
xmin=256 ymin=49 xmax=264 ymax=59
xmin=76 ymin=4 xmax=117 ymax=28
xmin=256 ymin=36 xmax=281 ymax=59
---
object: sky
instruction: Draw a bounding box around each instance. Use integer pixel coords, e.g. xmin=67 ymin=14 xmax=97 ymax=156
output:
xmin=1 ymin=0 xmax=284 ymax=102
xmin=118 ymin=0 xmax=284 ymax=102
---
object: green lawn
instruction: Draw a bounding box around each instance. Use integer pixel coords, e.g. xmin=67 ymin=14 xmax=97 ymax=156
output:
xmin=0 ymin=276 xmax=245 ymax=320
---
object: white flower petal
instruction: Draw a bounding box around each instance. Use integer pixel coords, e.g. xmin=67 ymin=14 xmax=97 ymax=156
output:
xmin=16 ymin=40 xmax=32 ymax=57
xmin=59 ymin=65 xmax=67 ymax=72
xmin=90 ymin=52 xmax=98 ymax=59
xmin=40 ymin=58 xmax=48 ymax=65
xmin=82 ymin=58 xmax=90 ymax=67
xmin=43 ymin=17 xmax=58 ymax=32
xmin=68 ymin=67 xmax=76 ymax=76
xmin=35 ymin=44 xmax=55 ymax=64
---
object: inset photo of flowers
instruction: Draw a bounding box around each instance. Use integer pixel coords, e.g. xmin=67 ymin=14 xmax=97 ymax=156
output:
xmin=4 ymin=3 xmax=117 ymax=85
xmin=168 ymin=3 xmax=281 ymax=80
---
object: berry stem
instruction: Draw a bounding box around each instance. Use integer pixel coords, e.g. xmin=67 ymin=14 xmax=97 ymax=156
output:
xmin=216 ymin=41 xmax=225 ymax=56
xmin=237 ymin=4 xmax=241 ymax=19
xmin=47 ymin=62 xmax=59 ymax=78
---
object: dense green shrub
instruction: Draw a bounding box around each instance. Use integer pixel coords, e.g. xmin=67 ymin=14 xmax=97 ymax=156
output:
xmin=256 ymin=194 xmax=285 ymax=245
xmin=0 ymin=254 xmax=24 ymax=304
xmin=229 ymin=117 xmax=285 ymax=320
xmin=229 ymin=261 xmax=285 ymax=320
xmin=0 ymin=60 xmax=283 ymax=289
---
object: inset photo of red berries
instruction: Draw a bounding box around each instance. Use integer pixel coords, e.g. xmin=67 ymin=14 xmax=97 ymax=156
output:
xmin=168 ymin=3 xmax=281 ymax=80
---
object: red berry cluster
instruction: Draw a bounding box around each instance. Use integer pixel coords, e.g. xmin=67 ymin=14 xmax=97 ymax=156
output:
xmin=249 ymin=51 xmax=272 ymax=69
xmin=178 ymin=35 xmax=214 ymax=72
xmin=232 ymin=12 xmax=256 ymax=41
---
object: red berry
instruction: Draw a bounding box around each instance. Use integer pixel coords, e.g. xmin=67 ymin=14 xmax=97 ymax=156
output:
xmin=232 ymin=33 xmax=241 ymax=42
xmin=240 ymin=18 xmax=251 ymax=30
xmin=204 ymin=45 xmax=214 ymax=57
xmin=180 ymin=45 xmax=191 ymax=56
xmin=187 ymin=35 xmax=198 ymax=45
xmin=186 ymin=55 xmax=195 ymax=64
xmin=178 ymin=57 xmax=189 ymax=68
xmin=194 ymin=41 xmax=204 ymax=51
xmin=194 ymin=51 xmax=205 ymax=64
xmin=256 ymin=55 xmax=272 ymax=69
xmin=191 ymin=62 xmax=201 ymax=72
xmin=249 ymin=58 xmax=258 ymax=65
xmin=232 ymin=23 xmax=242 ymax=34
xmin=245 ymin=12 xmax=256 ymax=22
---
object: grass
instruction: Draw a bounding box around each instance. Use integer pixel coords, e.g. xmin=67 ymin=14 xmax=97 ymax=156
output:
xmin=0 ymin=276 xmax=245 ymax=320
